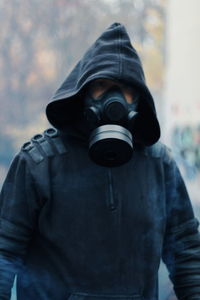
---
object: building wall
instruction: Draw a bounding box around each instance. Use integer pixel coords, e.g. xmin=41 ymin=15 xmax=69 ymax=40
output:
xmin=163 ymin=0 xmax=200 ymax=205
xmin=164 ymin=0 xmax=200 ymax=135
xmin=159 ymin=2 xmax=200 ymax=299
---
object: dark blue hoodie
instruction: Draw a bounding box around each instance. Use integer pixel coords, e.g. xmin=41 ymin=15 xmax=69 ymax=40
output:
xmin=46 ymin=22 xmax=160 ymax=146
xmin=0 ymin=23 xmax=200 ymax=300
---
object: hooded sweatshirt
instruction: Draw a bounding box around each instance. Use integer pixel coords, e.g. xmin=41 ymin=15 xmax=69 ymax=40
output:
xmin=0 ymin=22 xmax=200 ymax=300
xmin=46 ymin=23 xmax=161 ymax=147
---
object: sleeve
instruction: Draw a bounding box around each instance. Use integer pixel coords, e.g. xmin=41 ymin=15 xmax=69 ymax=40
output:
xmin=162 ymin=153 xmax=200 ymax=300
xmin=0 ymin=152 xmax=41 ymax=300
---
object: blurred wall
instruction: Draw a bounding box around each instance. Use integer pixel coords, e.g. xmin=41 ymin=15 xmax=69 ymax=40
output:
xmin=164 ymin=0 xmax=200 ymax=133
xmin=158 ymin=2 xmax=200 ymax=299
xmin=164 ymin=0 xmax=200 ymax=205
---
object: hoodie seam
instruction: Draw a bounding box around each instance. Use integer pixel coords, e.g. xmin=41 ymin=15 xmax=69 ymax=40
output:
xmin=118 ymin=26 xmax=122 ymax=78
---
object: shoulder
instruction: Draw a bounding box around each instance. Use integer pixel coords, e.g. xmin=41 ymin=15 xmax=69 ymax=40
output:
xmin=20 ymin=128 xmax=68 ymax=164
xmin=142 ymin=141 xmax=173 ymax=165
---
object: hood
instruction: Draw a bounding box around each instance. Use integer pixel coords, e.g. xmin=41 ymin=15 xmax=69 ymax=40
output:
xmin=46 ymin=22 xmax=160 ymax=146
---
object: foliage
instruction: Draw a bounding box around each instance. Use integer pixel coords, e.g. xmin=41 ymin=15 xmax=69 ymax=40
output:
xmin=0 ymin=0 xmax=167 ymax=179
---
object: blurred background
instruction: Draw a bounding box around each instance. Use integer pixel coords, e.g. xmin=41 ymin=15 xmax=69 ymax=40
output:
xmin=0 ymin=0 xmax=199 ymax=299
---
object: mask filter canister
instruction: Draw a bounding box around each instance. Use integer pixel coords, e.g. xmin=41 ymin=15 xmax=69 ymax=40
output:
xmin=84 ymin=85 xmax=139 ymax=167
xmin=88 ymin=124 xmax=133 ymax=167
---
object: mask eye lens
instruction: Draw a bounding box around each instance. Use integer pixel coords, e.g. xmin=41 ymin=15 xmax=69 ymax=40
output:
xmin=122 ymin=85 xmax=140 ymax=104
xmin=88 ymin=80 xmax=140 ymax=103
xmin=89 ymin=80 xmax=110 ymax=99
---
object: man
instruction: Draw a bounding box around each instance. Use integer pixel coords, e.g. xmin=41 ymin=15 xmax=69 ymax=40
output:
xmin=0 ymin=22 xmax=200 ymax=300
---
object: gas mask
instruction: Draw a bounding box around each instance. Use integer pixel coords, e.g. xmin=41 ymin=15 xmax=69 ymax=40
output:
xmin=84 ymin=85 xmax=139 ymax=167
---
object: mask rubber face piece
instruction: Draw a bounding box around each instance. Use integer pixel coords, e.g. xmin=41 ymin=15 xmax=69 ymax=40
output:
xmin=84 ymin=85 xmax=139 ymax=167
xmin=84 ymin=86 xmax=128 ymax=127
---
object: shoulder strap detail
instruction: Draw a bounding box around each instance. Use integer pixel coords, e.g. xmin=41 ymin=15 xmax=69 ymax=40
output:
xmin=21 ymin=128 xmax=68 ymax=163
xmin=21 ymin=141 xmax=44 ymax=163
xmin=44 ymin=128 xmax=67 ymax=154
xmin=31 ymin=133 xmax=54 ymax=157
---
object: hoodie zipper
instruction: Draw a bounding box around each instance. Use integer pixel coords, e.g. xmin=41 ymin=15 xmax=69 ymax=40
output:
xmin=107 ymin=168 xmax=116 ymax=210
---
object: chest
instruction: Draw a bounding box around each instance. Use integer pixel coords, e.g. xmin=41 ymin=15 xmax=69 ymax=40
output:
xmin=42 ymin=149 xmax=166 ymax=239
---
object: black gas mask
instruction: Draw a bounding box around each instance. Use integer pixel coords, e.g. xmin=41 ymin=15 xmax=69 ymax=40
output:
xmin=84 ymin=84 xmax=139 ymax=167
